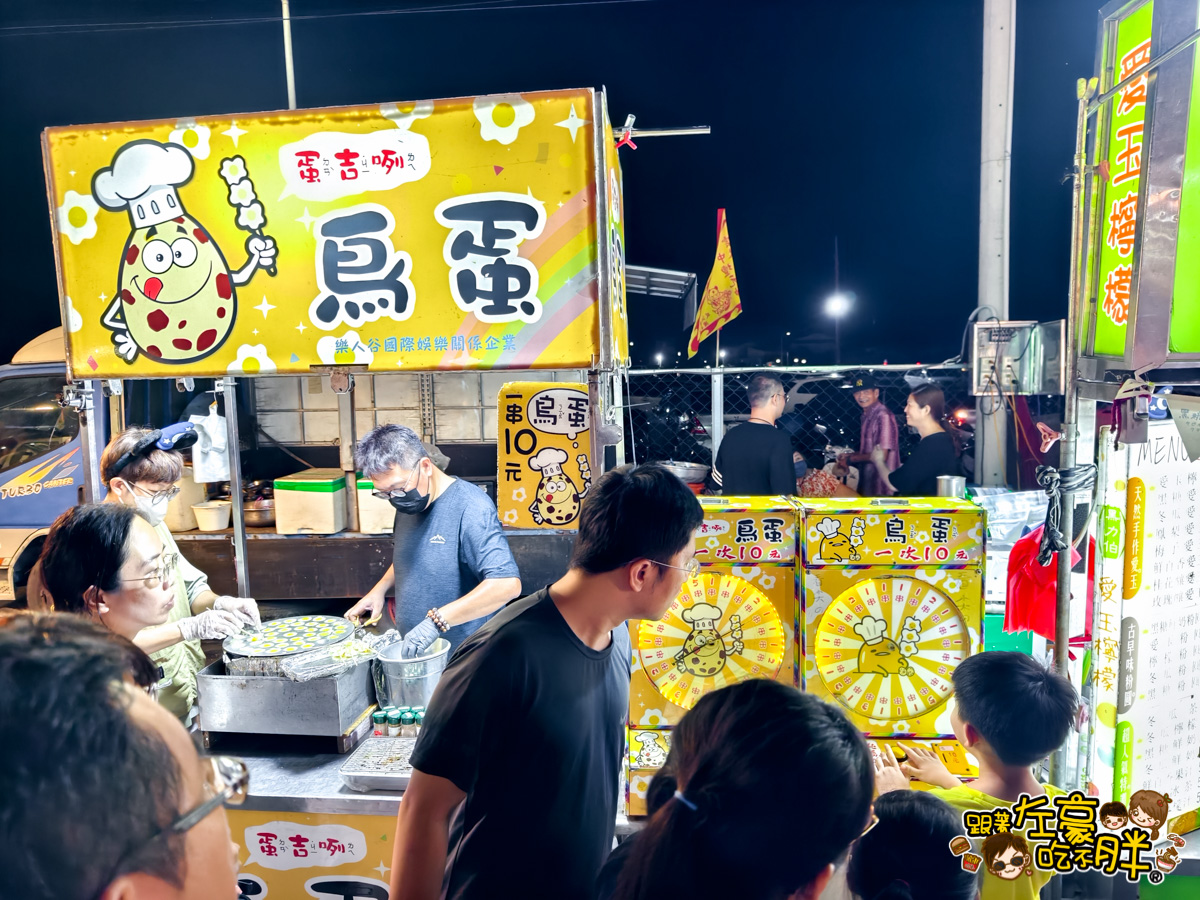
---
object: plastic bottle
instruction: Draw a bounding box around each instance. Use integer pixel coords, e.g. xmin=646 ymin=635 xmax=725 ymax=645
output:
xmin=386 ymin=709 xmax=402 ymax=737
xmin=371 ymin=709 xmax=387 ymax=737
xmin=400 ymin=711 xmax=416 ymax=737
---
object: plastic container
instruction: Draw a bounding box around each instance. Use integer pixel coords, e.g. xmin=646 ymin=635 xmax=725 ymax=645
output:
xmin=357 ymin=475 xmax=397 ymax=534
xmin=386 ymin=709 xmax=402 ymax=737
xmin=274 ymin=468 xmax=347 ymax=535
xmin=192 ymin=500 xmax=232 ymax=532
xmin=164 ymin=467 xmax=207 ymax=532
xmin=400 ymin=711 xmax=416 ymax=737
xmin=371 ymin=709 xmax=387 ymax=737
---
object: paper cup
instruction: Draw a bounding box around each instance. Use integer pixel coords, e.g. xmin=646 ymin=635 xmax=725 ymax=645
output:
xmin=192 ymin=500 xmax=232 ymax=532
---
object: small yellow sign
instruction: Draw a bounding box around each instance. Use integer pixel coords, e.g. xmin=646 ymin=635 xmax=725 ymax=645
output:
xmin=43 ymin=89 xmax=626 ymax=379
xmin=496 ymin=381 xmax=592 ymax=529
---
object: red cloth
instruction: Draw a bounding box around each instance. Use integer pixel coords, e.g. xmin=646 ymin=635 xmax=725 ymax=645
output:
xmin=1004 ymin=525 xmax=1095 ymax=643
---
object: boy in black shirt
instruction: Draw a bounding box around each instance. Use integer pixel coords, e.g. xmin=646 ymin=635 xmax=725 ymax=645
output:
xmin=391 ymin=463 xmax=704 ymax=900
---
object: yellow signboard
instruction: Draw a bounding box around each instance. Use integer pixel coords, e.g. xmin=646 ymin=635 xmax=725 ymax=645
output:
xmin=43 ymin=89 xmax=625 ymax=379
xmin=496 ymin=381 xmax=591 ymax=529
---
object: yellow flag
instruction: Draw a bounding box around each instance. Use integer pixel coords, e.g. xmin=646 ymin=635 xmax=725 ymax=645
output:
xmin=687 ymin=209 xmax=743 ymax=358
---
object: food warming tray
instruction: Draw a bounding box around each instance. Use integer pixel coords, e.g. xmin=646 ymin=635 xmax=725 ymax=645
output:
xmin=338 ymin=737 xmax=418 ymax=792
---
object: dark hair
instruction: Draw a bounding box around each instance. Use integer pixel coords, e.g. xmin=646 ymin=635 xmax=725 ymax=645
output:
xmin=1099 ymin=801 xmax=1127 ymax=822
xmin=1129 ymin=790 xmax=1173 ymax=840
xmin=952 ymin=651 xmax=1078 ymax=767
xmin=748 ymin=373 xmax=784 ymax=408
xmin=908 ymin=383 xmax=965 ymax=456
xmin=847 ymin=791 xmax=976 ymax=900
xmin=615 ymin=681 xmax=873 ymax=900
xmin=101 ymin=426 xmax=184 ymax=486
xmin=571 ymin=463 xmax=703 ymax=574
xmin=981 ymin=832 xmax=1031 ymax=876
xmin=39 ymin=504 xmax=147 ymax=615
xmin=0 ymin=612 xmax=185 ymax=899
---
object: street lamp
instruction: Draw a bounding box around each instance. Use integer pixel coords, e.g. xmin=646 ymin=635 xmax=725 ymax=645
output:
xmin=655 ymin=353 xmax=664 ymax=367
xmin=719 ymin=349 xmax=727 ymax=366
xmin=824 ymin=293 xmax=852 ymax=364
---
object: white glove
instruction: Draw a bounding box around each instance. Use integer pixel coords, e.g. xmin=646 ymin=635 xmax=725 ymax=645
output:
xmin=179 ymin=609 xmax=243 ymax=641
xmin=214 ymin=595 xmax=262 ymax=628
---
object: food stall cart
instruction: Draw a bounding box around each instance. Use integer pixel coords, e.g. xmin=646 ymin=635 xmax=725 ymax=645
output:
xmin=42 ymin=86 xmax=631 ymax=895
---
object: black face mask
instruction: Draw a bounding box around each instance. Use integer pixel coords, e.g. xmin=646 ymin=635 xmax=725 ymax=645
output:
xmin=388 ymin=469 xmax=430 ymax=514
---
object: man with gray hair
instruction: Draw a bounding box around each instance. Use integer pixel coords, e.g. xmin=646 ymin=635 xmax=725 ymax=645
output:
xmin=345 ymin=424 xmax=522 ymax=657
xmin=709 ymin=373 xmax=796 ymax=495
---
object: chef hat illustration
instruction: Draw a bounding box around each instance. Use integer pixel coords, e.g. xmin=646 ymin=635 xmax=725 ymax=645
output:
xmin=814 ymin=517 xmax=842 ymax=539
xmin=853 ymin=616 xmax=888 ymax=645
xmin=529 ymin=447 xmax=568 ymax=476
xmin=682 ymin=602 xmax=722 ymax=629
xmin=92 ymin=140 xmax=195 ymax=229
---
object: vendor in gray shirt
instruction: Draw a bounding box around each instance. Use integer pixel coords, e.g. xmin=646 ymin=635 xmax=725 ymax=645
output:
xmin=345 ymin=424 xmax=522 ymax=657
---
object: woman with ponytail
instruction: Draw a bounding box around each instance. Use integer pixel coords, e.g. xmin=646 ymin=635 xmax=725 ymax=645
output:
xmin=610 ymin=679 xmax=874 ymax=900
xmin=870 ymin=383 xmax=962 ymax=496
xmin=847 ymin=791 xmax=978 ymax=900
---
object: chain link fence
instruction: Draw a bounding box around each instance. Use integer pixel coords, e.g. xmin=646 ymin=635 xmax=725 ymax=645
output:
xmin=623 ymin=365 xmax=977 ymax=473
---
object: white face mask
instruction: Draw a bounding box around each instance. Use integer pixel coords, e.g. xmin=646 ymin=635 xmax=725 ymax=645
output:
xmin=135 ymin=493 xmax=171 ymax=526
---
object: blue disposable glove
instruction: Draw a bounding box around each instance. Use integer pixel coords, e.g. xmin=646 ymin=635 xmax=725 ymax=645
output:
xmin=401 ymin=618 xmax=441 ymax=658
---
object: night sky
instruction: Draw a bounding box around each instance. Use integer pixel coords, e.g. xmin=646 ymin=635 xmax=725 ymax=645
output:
xmin=1 ymin=0 xmax=1099 ymax=369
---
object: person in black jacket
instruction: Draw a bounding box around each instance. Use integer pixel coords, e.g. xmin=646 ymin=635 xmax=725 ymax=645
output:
xmin=870 ymin=383 xmax=961 ymax=496
xmin=709 ymin=374 xmax=796 ymax=495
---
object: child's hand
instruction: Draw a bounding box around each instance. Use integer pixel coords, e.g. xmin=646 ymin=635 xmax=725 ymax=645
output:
xmin=874 ymin=745 xmax=912 ymax=795
xmin=900 ymin=744 xmax=960 ymax=789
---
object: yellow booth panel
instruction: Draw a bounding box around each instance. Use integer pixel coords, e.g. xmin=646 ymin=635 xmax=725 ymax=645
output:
xmin=797 ymin=497 xmax=984 ymax=567
xmin=694 ymin=495 xmax=799 ymax=563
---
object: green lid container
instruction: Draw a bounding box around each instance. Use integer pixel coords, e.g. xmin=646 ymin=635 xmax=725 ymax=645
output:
xmin=386 ymin=710 xmax=402 ymax=726
xmin=400 ymin=712 xmax=416 ymax=726
xmin=274 ymin=467 xmax=347 ymax=493
xmin=371 ymin=710 xmax=387 ymax=726
xmin=415 ymin=710 xmax=426 ymax=725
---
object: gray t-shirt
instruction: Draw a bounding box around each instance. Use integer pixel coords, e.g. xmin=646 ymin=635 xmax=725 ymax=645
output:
xmin=390 ymin=478 xmax=520 ymax=651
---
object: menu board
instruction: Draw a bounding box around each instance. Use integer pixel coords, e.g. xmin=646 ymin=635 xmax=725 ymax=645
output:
xmin=1094 ymin=420 xmax=1200 ymax=836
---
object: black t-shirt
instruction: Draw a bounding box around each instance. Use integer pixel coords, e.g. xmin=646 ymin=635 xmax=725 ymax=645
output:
xmin=411 ymin=588 xmax=632 ymax=900
xmin=711 ymin=422 xmax=795 ymax=495
xmin=889 ymin=431 xmax=959 ymax=496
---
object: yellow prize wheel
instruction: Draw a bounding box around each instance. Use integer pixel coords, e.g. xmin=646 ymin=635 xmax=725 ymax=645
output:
xmin=637 ymin=571 xmax=784 ymax=710
xmin=814 ymin=577 xmax=969 ymax=722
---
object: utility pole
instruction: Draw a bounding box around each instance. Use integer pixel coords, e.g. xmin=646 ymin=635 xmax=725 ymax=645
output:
xmin=976 ymin=0 xmax=1015 ymax=486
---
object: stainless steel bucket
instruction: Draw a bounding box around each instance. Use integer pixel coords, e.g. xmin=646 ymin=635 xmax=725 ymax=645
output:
xmin=373 ymin=638 xmax=452 ymax=710
xmin=936 ymin=475 xmax=967 ymax=498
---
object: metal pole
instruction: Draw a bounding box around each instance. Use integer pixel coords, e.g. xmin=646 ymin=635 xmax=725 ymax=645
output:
xmin=975 ymin=0 xmax=1015 ymax=487
xmin=710 ymin=368 xmax=724 ymax=461
xmin=588 ymin=370 xmax=603 ymax=476
xmin=281 ymin=0 xmax=297 ymax=110
xmin=335 ymin=376 xmax=360 ymax=533
xmin=834 ymin=317 xmax=841 ymax=365
xmin=78 ymin=381 xmax=107 ymax=503
xmin=222 ymin=378 xmax=250 ymax=598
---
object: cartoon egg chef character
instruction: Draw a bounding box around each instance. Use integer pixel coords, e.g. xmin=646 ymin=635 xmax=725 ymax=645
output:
xmin=815 ymin=517 xmax=859 ymax=562
xmin=853 ymin=615 xmax=915 ymax=677
xmin=91 ymin=140 xmax=277 ymax=364
xmin=633 ymin=732 xmax=668 ymax=769
xmin=527 ymin=447 xmax=591 ymax=526
xmin=675 ymin=602 xmax=740 ymax=678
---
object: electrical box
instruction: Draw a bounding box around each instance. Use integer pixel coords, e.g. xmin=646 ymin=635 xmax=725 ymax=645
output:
xmin=971 ymin=320 xmax=1065 ymax=396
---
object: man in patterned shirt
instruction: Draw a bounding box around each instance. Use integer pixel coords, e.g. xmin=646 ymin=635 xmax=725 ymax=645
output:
xmin=839 ymin=373 xmax=899 ymax=496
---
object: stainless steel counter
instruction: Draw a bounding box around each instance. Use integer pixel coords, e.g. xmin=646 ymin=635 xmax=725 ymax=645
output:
xmin=234 ymin=737 xmax=639 ymax=833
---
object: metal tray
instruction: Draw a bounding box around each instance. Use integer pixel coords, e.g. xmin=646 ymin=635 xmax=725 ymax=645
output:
xmin=223 ymin=614 xmax=352 ymax=658
xmin=338 ymin=736 xmax=418 ymax=792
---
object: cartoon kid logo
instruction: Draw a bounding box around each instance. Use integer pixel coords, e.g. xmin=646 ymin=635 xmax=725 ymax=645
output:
xmin=633 ymin=732 xmax=668 ymax=769
xmin=982 ymin=832 xmax=1032 ymax=881
xmin=1099 ymin=801 xmax=1128 ymax=830
xmin=1129 ymin=789 xmax=1173 ymax=840
xmin=92 ymin=140 xmax=276 ymax=365
xmin=526 ymin=447 xmax=591 ymax=526
xmin=675 ymin=602 xmax=742 ymax=677
xmin=853 ymin=615 xmax=920 ymax=677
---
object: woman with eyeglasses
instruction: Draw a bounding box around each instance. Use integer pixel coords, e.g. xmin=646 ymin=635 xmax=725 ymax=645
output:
xmin=35 ymin=428 xmax=258 ymax=724
xmin=608 ymin=679 xmax=874 ymax=900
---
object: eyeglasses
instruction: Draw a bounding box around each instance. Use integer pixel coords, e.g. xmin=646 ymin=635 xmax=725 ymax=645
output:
xmin=653 ymin=557 xmax=701 ymax=578
xmin=121 ymin=552 xmax=179 ymax=588
xmin=103 ymin=756 xmax=248 ymax=890
xmin=993 ymin=854 xmax=1025 ymax=871
xmin=370 ymin=459 xmax=426 ymax=500
xmin=130 ymin=483 xmax=182 ymax=504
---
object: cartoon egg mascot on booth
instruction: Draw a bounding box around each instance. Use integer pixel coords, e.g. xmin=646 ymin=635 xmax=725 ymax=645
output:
xmin=853 ymin=615 xmax=919 ymax=677
xmin=527 ymin=447 xmax=591 ymax=526
xmin=675 ymin=602 xmax=742 ymax=677
xmin=91 ymin=140 xmax=277 ymax=364
xmin=633 ymin=733 xmax=668 ymax=769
